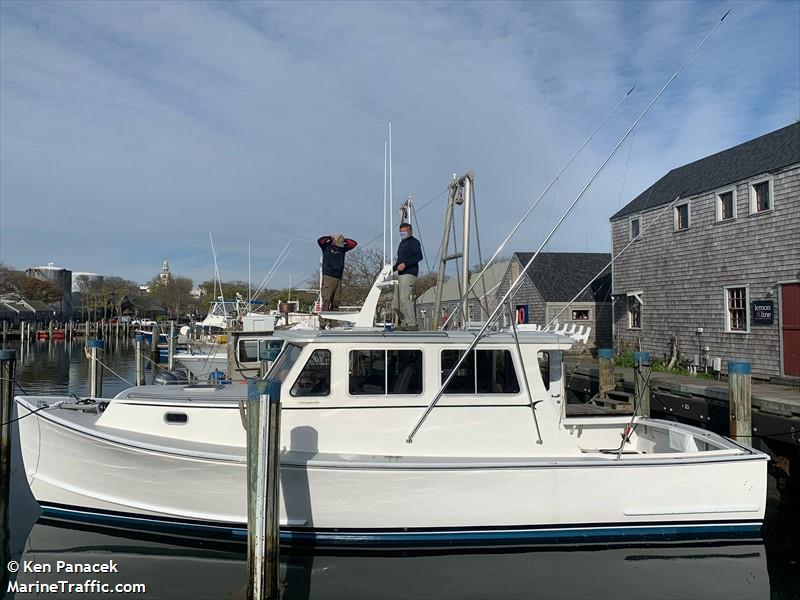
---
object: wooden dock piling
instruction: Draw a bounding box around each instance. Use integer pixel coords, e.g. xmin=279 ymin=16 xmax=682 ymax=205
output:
xmin=598 ymin=348 xmax=615 ymax=398
xmin=633 ymin=351 xmax=651 ymax=417
xmin=728 ymin=361 xmax=752 ymax=446
xmin=168 ymin=321 xmax=176 ymax=371
xmin=0 ymin=349 xmax=16 ymax=591
xmin=134 ymin=335 xmax=146 ymax=386
xmin=87 ymin=339 xmax=104 ymax=399
xmin=246 ymin=379 xmax=281 ymax=600
xmin=2 ymin=320 xmax=7 ymax=347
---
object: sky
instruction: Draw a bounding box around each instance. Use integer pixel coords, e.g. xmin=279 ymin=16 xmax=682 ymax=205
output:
xmin=1 ymin=0 xmax=798 ymax=289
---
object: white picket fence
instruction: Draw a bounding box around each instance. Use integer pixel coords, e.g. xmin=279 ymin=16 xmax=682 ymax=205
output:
xmin=515 ymin=322 xmax=591 ymax=344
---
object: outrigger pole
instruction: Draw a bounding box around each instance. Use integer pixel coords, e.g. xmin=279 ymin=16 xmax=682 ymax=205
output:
xmin=407 ymin=10 xmax=732 ymax=443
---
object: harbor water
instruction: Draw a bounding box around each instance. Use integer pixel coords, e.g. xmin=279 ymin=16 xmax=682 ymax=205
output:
xmin=2 ymin=338 xmax=798 ymax=599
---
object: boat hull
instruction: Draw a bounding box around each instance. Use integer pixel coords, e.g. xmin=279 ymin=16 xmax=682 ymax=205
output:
xmin=18 ymin=401 xmax=767 ymax=547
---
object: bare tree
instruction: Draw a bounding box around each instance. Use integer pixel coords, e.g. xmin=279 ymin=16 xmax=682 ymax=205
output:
xmin=341 ymin=247 xmax=384 ymax=306
xmin=150 ymin=276 xmax=195 ymax=319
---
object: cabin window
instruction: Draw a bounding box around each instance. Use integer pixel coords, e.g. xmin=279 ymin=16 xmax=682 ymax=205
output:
xmin=538 ymin=352 xmax=550 ymax=390
xmin=674 ymin=203 xmax=690 ymax=231
xmin=238 ymin=340 xmax=259 ymax=362
xmin=441 ymin=349 xmax=519 ymax=395
xmin=724 ymin=286 xmax=748 ymax=333
xmin=571 ymin=309 xmax=590 ymax=321
xmin=239 ymin=339 xmax=284 ymax=364
xmin=349 ymin=349 xmax=423 ymax=395
xmin=267 ymin=343 xmax=303 ymax=383
xmin=290 ymin=349 xmax=331 ymax=396
xmin=716 ymin=189 xmax=736 ymax=221
xmin=749 ymin=178 xmax=772 ymax=213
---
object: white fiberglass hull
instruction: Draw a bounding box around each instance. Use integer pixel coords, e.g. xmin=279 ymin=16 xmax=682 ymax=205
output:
xmin=174 ymin=352 xmax=227 ymax=380
xmin=16 ymin=396 xmax=767 ymax=547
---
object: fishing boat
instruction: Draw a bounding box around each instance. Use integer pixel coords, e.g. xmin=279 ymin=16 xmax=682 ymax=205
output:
xmin=14 ymin=324 xmax=767 ymax=547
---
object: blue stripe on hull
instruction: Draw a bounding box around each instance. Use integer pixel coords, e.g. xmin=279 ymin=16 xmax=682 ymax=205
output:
xmin=39 ymin=504 xmax=762 ymax=548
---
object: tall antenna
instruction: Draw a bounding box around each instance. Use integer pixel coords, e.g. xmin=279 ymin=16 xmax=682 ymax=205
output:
xmin=383 ymin=139 xmax=388 ymax=266
xmin=248 ymin=240 xmax=251 ymax=308
xmin=389 ymin=121 xmax=394 ymax=264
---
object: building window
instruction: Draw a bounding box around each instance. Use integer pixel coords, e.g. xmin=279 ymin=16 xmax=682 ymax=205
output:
xmin=674 ymin=203 xmax=690 ymax=231
xmin=628 ymin=295 xmax=641 ymax=329
xmin=290 ymin=349 xmax=331 ymax=396
xmin=749 ymin=178 xmax=772 ymax=214
xmin=441 ymin=349 xmax=520 ymax=394
xmin=725 ymin=287 xmax=749 ymax=333
xmin=571 ymin=309 xmax=590 ymax=320
xmin=349 ymin=349 xmax=422 ymax=395
xmin=716 ymin=189 xmax=736 ymax=221
xmin=629 ymin=217 xmax=640 ymax=241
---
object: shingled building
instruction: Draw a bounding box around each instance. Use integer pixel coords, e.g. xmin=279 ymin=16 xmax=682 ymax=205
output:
xmin=496 ymin=252 xmax=613 ymax=349
xmin=610 ymin=122 xmax=800 ymax=377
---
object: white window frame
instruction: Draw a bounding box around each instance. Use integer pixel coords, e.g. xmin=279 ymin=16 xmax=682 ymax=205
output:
xmin=723 ymin=285 xmax=749 ymax=334
xmin=673 ymin=201 xmax=691 ymax=232
xmin=715 ymin=187 xmax=737 ymax=222
xmin=628 ymin=215 xmax=641 ymax=241
xmin=627 ymin=291 xmax=642 ymax=330
xmin=571 ymin=308 xmax=591 ymax=321
xmin=748 ymin=175 xmax=773 ymax=215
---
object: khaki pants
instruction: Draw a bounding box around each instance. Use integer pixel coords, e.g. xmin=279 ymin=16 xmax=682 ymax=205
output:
xmin=321 ymin=275 xmax=343 ymax=311
xmin=394 ymin=274 xmax=417 ymax=327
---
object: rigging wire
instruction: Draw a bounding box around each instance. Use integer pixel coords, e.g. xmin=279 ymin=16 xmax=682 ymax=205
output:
xmin=408 ymin=10 xmax=732 ymax=443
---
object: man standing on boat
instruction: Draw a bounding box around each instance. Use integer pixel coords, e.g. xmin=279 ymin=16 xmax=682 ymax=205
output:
xmin=318 ymin=234 xmax=357 ymax=326
xmin=393 ymin=223 xmax=423 ymax=330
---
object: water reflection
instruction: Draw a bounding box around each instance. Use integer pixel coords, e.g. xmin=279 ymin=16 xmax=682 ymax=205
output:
xmin=9 ymin=521 xmax=770 ymax=600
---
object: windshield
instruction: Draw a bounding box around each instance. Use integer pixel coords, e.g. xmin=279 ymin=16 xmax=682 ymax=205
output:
xmin=265 ymin=343 xmax=303 ymax=383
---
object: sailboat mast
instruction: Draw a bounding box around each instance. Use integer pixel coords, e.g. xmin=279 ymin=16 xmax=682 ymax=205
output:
xmin=383 ymin=139 xmax=388 ymax=266
xmin=389 ymin=121 xmax=393 ymax=265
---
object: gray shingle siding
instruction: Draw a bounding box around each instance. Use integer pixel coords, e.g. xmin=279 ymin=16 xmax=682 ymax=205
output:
xmin=611 ymin=161 xmax=800 ymax=376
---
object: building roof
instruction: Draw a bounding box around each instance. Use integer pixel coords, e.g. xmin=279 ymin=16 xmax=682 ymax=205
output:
xmin=23 ymin=299 xmax=54 ymax=312
xmin=611 ymin=122 xmax=800 ymax=220
xmin=416 ymin=260 xmax=510 ymax=306
xmin=513 ymin=252 xmax=611 ymax=302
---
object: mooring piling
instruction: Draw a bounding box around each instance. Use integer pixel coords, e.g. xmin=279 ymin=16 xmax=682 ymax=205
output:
xmin=134 ymin=335 xmax=146 ymax=386
xmin=0 ymin=349 xmax=16 ymax=594
xmin=598 ymin=348 xmax=615 ymax=398
xmin=728 ymin=361 xmax=752 ymax=446
xmin=633 ymin=351 xmax=651 ymax=417
xmin=87 ymin=339 xmax=104 ymax=399
xmin=168 ymin=320 xmax=176 ymax=371
xmin=1 ymin=320 xmax=7 ymax=347
xmin=246 ymin=379 xmax=281 ymax=600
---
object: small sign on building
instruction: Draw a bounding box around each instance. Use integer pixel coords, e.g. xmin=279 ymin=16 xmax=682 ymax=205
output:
xmin=751 ymin=300 xmax=773 ymax=325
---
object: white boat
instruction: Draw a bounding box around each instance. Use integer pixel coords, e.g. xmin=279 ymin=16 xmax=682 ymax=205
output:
xmin=14 ymin=327 xmax=768 ymax=548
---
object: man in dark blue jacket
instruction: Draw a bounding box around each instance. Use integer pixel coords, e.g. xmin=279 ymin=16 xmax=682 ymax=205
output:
xmin=393 ymin=223 xmax=423 ymax=330
xmin=318 ymin=234 xmax=357 ymax=325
